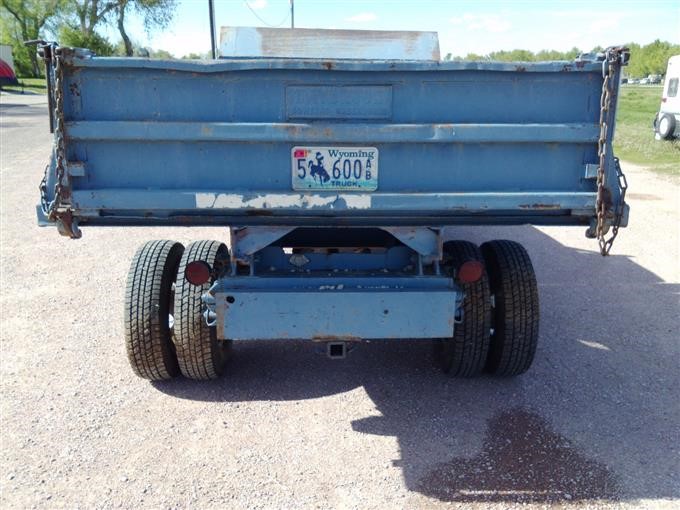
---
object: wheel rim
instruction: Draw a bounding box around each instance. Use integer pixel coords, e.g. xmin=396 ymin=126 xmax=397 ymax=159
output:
xmin=659 ymin=116 xmax=669 ymax=135
xmin=168 ymin=282 xmax=176 ymax=329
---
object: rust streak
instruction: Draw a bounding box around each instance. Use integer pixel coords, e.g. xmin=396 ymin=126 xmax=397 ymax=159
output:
xmin=283 ymin=125 xmax=301 ymax=135
xmin=311 ymin=335 xmax=361 ymax=342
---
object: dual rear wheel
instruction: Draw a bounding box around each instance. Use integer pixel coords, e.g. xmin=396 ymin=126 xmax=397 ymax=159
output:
xmin=124 ymin=238 xmax=539 ymax=381
xmin=124 ymin=239 xmax=229 ymax=381
xmin=435 ymin=239 xmax=539 ymax=377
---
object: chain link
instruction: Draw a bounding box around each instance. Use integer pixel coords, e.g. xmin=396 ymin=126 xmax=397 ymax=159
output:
xmin=595 ymin=48 xmax=627 ymax=256
xmin=38 ymin=45 xmax=81 ymax=239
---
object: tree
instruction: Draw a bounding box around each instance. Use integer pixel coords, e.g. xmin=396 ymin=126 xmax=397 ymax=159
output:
xmin=148 ymin=48 xmax=173 ymax=59
xmin=0 ymin=0 xmax=62 ymax=76
xmin=626 ymin=40 xmax=680 ymax=78
xmin=460 ymin=52 xmax=487 ymax=61
xmin=62 ymin=0 xmax=176 ymax=57
xmin=59 ymin=24 xmax=114 ymax=55
xmin=488 ymin=49 xmax=537 ymax=62
xmin=450 ymin=44 xmax=680 ymax=69
xmin=57 ymin=0 xmax=120 ymax=57
xmin=114 ymin=0 xmax=177 ymax=57
xmin=182 ymin=52 xmax=207 ymax=60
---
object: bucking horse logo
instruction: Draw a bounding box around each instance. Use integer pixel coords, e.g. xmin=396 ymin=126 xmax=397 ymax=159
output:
xmin=309 ymin=152 xmax=331 ymax=184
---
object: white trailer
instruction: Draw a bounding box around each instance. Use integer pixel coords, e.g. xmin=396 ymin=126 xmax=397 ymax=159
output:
xmin=0 ymin=44 xmax=15 ymax=71
xmin=654 ymin=55 xmax=680 ymax=139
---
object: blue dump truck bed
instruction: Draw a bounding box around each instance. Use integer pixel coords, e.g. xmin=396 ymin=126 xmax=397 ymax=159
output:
xmin=35 ymin=37 xmax=630 ymax=382
xmin=39 ymin=47 xmax=628 ymax=235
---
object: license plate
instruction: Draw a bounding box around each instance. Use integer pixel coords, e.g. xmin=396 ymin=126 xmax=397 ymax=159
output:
xmin=291 ymin=146 xmax=378 ymax=191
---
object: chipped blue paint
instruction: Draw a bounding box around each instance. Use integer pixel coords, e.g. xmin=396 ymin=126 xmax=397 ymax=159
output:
xmin=42 ymin=49 xmax=625 ymax=228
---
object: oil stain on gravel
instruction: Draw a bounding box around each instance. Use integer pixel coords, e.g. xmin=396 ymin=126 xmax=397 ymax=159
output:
xmin=418 ymin=408 xmax=619 ymax=504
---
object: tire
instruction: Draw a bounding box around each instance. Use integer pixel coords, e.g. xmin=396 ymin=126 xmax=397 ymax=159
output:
xmin=657 ymin=113 xmax=676 ymax=139
xmin=124 ymin=240 xmax=184 ymax=381
xmin=174 ymin=240 xmax=231 ymax=380
xmin=434 ymin=241 xmax=491 ymax=377
xmin=480 ymin=240 xmax=539 ymax=376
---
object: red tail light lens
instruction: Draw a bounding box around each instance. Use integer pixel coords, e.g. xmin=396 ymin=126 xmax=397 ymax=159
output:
xmin=458 ymin=260 xmax=484 ymax=284
xmin=185 ymin=261 xmax=212 ymax=285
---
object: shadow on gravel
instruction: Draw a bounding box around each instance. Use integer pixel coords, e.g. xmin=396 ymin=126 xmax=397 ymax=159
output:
xmin=0 ymin=102 xmax=49 ymax=129
xmin=154 ymin=225 xmax=680 ymax=505
xmin=0 ymin=102 xmax=48 ymax=113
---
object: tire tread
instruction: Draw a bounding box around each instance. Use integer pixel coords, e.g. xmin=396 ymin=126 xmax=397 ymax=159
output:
xmin=437 ymin=240 xmax=491 ymax=377
xmin=174 ymin=240 xmax=229 ymax=380
xmin=124 ymin=240 xmax=183 ymax=380
xmin=481 ymin=240 xmax=539 ymax=376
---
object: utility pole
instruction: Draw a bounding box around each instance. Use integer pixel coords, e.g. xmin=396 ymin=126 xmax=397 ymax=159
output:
xmin=208 ymin=0 xmax=217 ymax=59
xmin=290 ymin=0 xmax=294 ymax=29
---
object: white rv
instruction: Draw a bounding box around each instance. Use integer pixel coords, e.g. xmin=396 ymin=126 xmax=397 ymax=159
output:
xmin=654 ymin=55 xmax=679 ymax=139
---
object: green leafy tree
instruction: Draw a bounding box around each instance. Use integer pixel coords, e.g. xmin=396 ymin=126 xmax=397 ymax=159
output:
xmin=0 ymin=0 xmax=62 ymax=77
xmin=62 ymin=0 xmax=177 ymax=57
xmin=626 ymin=40 xmax=680 ymax=78
xmin=67 ymin=0 xmax=117 ymax=36
xmin=566 ymin=46 xmax=581 ymax=60
xmin=451 ymin=43 xmax=680 ymax=74
xmin=182 ymin=52 xmax=207 ymax=59
xmin=114 ymin=0 xmax=176 ymax=57
xmin=133 ymin=46 xmax=173 ymax=58
xmin=59 ymin=24 xmax=114 ymax=55
xmin=536 ymin=50 xmax=564 ymax=61
xmin=489 ymin=49 xmax=537 ymax=62
xmin=148 ymin=47 xmax=172 ymax=59
xmin=460 ymin=52 xmax=487 ymax=61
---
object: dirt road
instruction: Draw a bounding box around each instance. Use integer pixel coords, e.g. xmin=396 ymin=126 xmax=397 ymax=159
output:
xmin=1 ymin=93 xmax=678 ymax=509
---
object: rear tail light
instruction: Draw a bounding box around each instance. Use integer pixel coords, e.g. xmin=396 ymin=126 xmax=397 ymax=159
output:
xmin=457 ymin=260 xmax=484 ymax=284
xmin=185 ymin=261 xmax=212 ymax=285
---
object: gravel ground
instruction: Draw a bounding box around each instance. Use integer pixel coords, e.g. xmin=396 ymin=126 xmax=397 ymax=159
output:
xmin=1 ymin=92 xmax=679 ymax=509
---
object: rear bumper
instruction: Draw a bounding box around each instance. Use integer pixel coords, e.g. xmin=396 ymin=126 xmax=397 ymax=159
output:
xmin=38 ymin=190 xmax=597 ymax=229
xmin=212 ymin=276 xmax=461 ymax=341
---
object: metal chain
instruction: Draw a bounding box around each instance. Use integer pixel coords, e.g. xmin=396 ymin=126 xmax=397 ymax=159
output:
xmin=38 ymin=165 xmax=50 ymax=213
xmin=605 ymin=156 xmax=628 ymax=254
xmin=37 ymin=45 xmax=81 ymax=238
xmin=595 ymin=48 xmax=627 ymax=256
xmin=52 ymin=51 xmax=66 ymax=215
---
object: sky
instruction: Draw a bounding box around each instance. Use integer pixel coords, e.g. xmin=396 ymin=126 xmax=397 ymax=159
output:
xmin=101 ymin=0 xmax=680 ymax=58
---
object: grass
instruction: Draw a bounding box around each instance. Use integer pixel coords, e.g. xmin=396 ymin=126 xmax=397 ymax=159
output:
xmin=614 ymin=85 xmax=680 ymax=176
xmin=1 ymin=77 xmax=47 ymax=95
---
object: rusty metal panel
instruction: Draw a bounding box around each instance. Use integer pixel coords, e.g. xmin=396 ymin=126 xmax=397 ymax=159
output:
xmin=219 ymin=27 xmax=440 ymax=60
